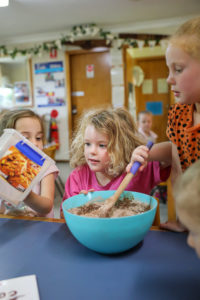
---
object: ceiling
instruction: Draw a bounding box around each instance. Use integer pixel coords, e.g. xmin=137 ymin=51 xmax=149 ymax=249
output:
xmin=0 ymin=0 xmax=200 ymax=45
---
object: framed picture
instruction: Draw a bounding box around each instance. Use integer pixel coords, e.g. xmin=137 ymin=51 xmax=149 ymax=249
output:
xmin=0 ymin=56 xmax=33 ymax=109
xmin=34 ymin=61 xmax=66 ymax=107
xmin=14 ymin=81 xmax=32 ymax=106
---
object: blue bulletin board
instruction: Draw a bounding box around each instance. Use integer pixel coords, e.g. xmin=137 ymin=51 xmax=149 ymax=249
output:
xmin=34 ymin=61 xmax=66 ymax=107
xmin=146 ymin=101 xmax=163 ymax=115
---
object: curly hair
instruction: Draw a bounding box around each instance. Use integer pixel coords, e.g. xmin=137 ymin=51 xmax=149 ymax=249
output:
xmin=70 ymin=107 xmax=144 ymax=177
xmin=0 ymin=108 xmax=46 ymax=144
xmin=169 ymin=16 xmax=200 ymax=60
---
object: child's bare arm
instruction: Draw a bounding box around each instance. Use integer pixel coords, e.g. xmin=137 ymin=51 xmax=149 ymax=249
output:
xmin=126 ymin=141 xmax=172 ymax=173
xmin=171 ymin=143 xmax=182 ymax=186
xmin=24 ymin=173 xmax=55 ymax=215
xmin=148 ymin=141 xmax=172 ymax=168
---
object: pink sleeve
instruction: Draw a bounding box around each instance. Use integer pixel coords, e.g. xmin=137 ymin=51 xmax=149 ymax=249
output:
xmin=150 ymin=162 xmax=171 ymax=185
xmin=149 ymin=162 xmax=171 ymax=186
xmin=61 ymin=168 xmax=82 ymax=215
xmin=139 ymin=162 xmax=171 ymax=193
xmin=160 ymin=165 xmax=171 ymax=182
xmin=63 ymin=169 xmax=81 ymax=200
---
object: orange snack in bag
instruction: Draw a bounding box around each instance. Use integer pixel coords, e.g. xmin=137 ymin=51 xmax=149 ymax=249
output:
xmin=0 ymin=146 xmax=41 ymax=190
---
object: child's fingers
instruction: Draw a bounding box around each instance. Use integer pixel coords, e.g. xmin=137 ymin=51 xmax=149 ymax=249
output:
xmin=132 ymin=154 xmax=146 ymax=163
xmin=79 ymin=189 xmax=95 ymax=195
xmin=126 ymin=145 xmax=149 ymax=173
xmin=126 ymin=162 xmax=146 ymax=173
xmin=79 ymin=190 xmax=88 ymax=195
xmin=133 ymin=146 xmax=149 ymax=158
xmin=131 ymin=146 xmax=149 ymax=161
xmin=138 ymin=163 xmax=147 ymax=171
xmin=130 ymin=153 xmax=147 ymax=168
xmin=126 ymin=163 xmax=132 ymax=173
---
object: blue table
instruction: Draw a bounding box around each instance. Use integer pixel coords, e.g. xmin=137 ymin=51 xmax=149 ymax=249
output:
xmin=0 ymin=217 xmax=200 ymax=300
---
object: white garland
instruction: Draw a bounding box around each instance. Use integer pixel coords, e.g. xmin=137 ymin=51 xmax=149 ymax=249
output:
xmin=0 ymin=23 xmax=166 ymax=59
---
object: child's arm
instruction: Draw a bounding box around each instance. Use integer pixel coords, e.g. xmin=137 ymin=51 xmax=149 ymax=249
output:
xmin=171 ymin=143 xmax=182 ymax=186
xmin=24 ymin=173 xmax=55 ymax=215
xmin=147 ymin=141 xmax=172 ymax=168
xmin=126 ymin=141 xmax=172 ymax=173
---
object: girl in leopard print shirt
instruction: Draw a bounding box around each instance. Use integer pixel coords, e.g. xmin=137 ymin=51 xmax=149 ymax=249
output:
xmin=161 ymin=16 xmax=200 ymax=232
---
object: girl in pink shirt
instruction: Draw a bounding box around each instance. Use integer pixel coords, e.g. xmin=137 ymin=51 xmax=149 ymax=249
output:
xmin=61 ymin=107 xmax=171 ymax=217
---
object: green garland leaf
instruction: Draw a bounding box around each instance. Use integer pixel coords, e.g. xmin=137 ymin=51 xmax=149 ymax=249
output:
xmin=0 ymin=23 xmax=163 ymax=59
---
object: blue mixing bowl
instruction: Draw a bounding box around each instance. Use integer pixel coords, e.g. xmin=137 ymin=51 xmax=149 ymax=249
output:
xmin=62 ymin=190 xmax=157 ymax=254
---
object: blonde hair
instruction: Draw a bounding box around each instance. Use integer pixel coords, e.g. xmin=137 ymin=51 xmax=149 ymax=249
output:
xmin=70 ymin=107 xmax=144 ymax=177
xmin=174 ymin=159 xmax=200 ymax=221
xmin=0 ymin=108 xmax=46 ymax=144
xmin=169 ymin=16 xmax=200 ymax=60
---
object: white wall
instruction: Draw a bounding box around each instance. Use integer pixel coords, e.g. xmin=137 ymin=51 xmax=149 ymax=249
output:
xmin=110 ymin=48 xmax=124 ymax=108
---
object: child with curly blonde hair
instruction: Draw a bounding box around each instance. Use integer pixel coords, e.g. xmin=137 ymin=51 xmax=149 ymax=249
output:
xmin=60 ymin=107 xmax=171 ymax=217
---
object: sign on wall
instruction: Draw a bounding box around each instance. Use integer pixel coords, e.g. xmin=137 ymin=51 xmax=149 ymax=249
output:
xmin=34 ymin=61 xmax=66 ymax=107
xmin=146 ymin=101 xmax=163 ymax=115
xmin=86 ymin=64 xmax=94 ymax=78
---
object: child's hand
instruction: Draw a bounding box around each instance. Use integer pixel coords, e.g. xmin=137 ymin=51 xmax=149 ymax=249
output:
xmin=126 ymin=145 xmax=150 ymax=173
xmin=79 ymin=189 xmax=95 ymax=195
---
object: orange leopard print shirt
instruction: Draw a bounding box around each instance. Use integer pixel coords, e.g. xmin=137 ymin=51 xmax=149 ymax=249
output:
xmin=166 ymin=103 xmax=200 ymax=171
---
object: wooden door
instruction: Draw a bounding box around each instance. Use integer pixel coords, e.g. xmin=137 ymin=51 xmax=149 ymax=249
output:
xmin=68 ymin=50 xmax=112 ymax=133
xmin=134 ymin=57 xmax=170 ymax=142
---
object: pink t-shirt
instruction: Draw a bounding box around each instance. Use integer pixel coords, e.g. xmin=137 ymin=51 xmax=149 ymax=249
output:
xmin=61 ymin=162 xmax=170 ymax=211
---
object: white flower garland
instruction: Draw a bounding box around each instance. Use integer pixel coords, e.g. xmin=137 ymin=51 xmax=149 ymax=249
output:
xmin=0 ymin=23 xmax=166 ymax=59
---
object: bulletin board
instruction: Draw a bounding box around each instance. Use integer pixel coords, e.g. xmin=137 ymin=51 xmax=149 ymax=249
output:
xmin=34 ymin=61 xmax=66 ymax=107
xmin=32 ymin=56 xmax=69 ymax=161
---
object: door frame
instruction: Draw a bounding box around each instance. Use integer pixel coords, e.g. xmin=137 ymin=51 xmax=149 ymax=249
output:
xmin=134 ymin=55 xmax=167 ymax=117
xmin=65 ymin=47 xmax=110 ymax=143
xmin=123 ymin=46 xmax=175 ymax=114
